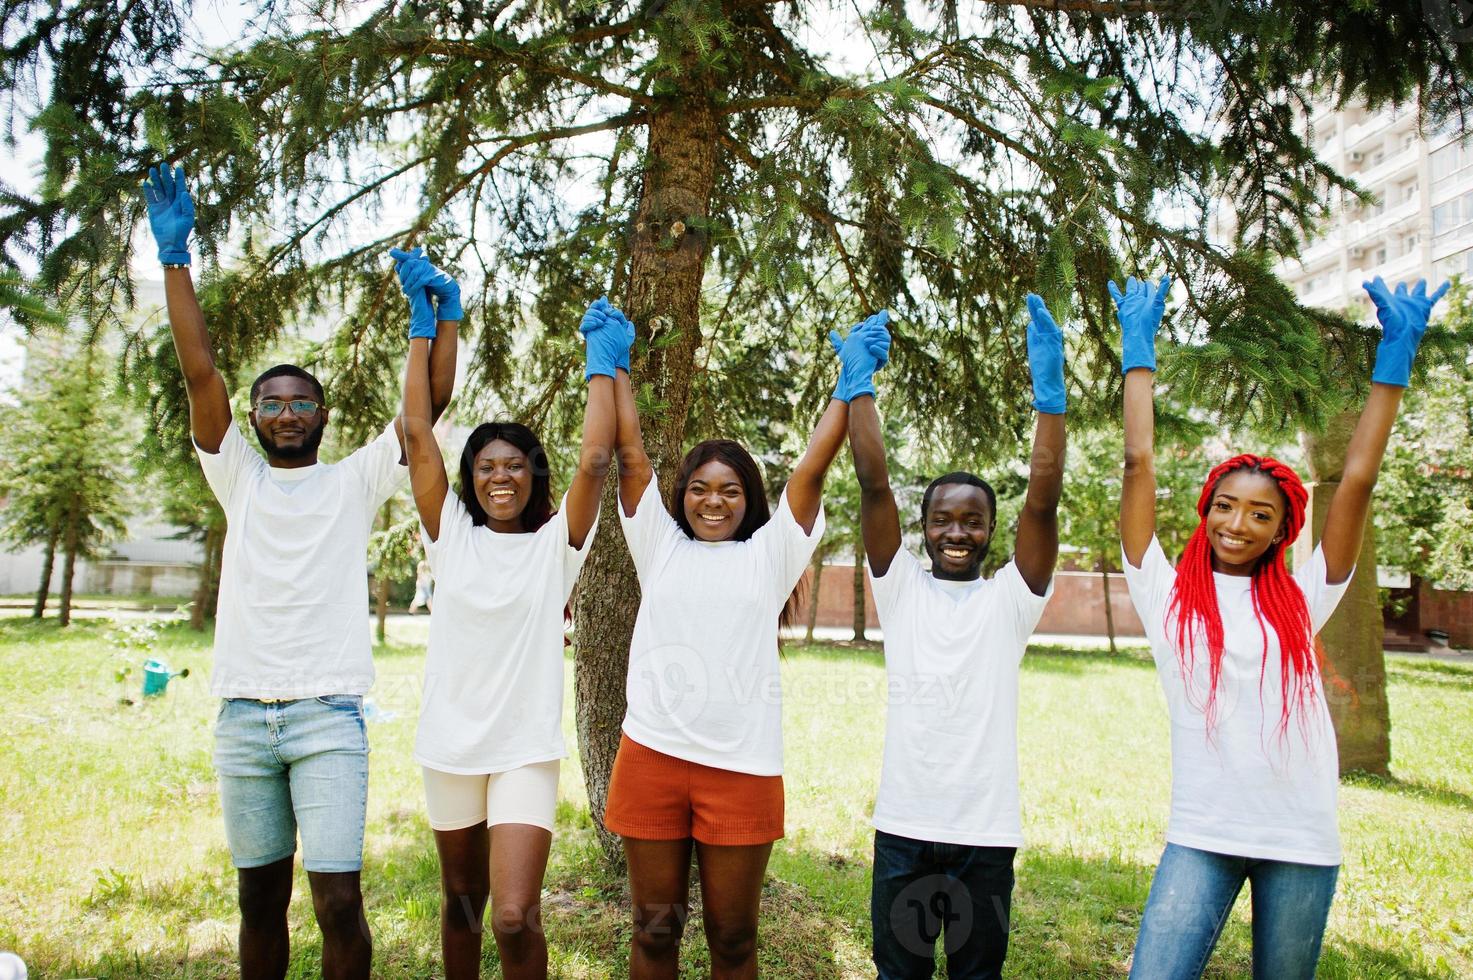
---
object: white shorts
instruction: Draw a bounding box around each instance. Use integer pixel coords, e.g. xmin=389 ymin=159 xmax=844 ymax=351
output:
xmin=421 ymin=760 xmax=560 ymax=832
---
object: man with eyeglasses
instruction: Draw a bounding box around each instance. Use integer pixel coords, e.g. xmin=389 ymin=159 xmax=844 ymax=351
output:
xmin=143 ymin=163 xmax=457 ymax=979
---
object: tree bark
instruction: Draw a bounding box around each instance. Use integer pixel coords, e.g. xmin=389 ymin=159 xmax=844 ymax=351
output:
xmin=58 ymin=510 xmax=79 ymax=628
xmin=1300 ymin=410 xmax=1391 ymax=775
xmin=572 ymin=73 xmax=719 ymax=862
xmin=32 ymin=529 xmax=57 ymax=619
xmin=805 ymin=552 xmax=825 ymax=643
xmin=852 ymin=541 xmax=867 ymax=642
xmin=1100 ymin=564 xmax=1118 ymax=655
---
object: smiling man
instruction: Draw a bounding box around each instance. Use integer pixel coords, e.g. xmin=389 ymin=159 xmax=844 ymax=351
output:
xmin=848 ymin=296 xmax=1066 ymax=980
xmin=143 ymin=164 xmax=457 ymax=979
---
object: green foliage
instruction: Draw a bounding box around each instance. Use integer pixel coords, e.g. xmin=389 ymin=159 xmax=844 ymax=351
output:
xmin=1377 ymin=364 xmax=1473 ymax=590
xmin=1057 ymin=425 xmax=1206 ymax=577
xmin=0 ymin=268 xmax=66 ymax=331
xmin=6 ymin=1 xmax=1470 ymax=471
xmin=0 ymin=340 xmax=131 ymax=565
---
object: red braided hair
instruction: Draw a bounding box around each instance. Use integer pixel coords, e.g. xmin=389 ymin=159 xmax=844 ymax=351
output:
xmin=1166 ymin=454 xmax=1318 ymax=736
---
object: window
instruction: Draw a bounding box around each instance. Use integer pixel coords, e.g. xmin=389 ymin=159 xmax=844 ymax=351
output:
xmin=1434 ymin=201 xmax=1458 ymax=237
xmin=1404 ymin=133 xmax=1417 ymax=151
xmin=1403 ymin=181 xmax=1420 ymax=202
xmin=1403 ymin=233 xmax=1420 ymax=255
xmin=1434 ymin=248 xmax=1473 ymax=282
xmin=1376 ymin=247 xmax=1388 ymax=265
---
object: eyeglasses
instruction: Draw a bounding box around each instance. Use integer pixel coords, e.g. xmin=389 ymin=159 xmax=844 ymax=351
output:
xmin=254 ymin=399 xmax=321 ymax=419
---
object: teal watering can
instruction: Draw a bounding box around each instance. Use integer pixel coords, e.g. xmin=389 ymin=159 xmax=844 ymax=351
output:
xmin=142 ymin=659 xmax=189 ymax=697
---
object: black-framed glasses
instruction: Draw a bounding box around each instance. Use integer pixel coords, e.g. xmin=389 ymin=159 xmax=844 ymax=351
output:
xmin=254 ymin=399 xmax=321 ymax=419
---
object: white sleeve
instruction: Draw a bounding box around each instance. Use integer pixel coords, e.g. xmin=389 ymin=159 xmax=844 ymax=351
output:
xmin=421 ymin=490 xmax=470 ymax=574
xmin=1121 ymin=536 xmax=1176 ymax=629
xmin=754 ymin=488 xmax=826 ymax=596
xmin=1295 ymin=544 xmax=1356 ymax=633
xmin=994 ymin=560 xmax=1053 ymax=658
xmin=618 ymin=475 xmax=683 ymax=580
xmin=341 ymin=420 xmax=409 ymax=510
xmin=556 ymin=491 xmax=599 ymax=603
xmin=867 ymin=547 xmax=921 ymax=623
xmin=193 ymin=420 xmax=259 ymax=508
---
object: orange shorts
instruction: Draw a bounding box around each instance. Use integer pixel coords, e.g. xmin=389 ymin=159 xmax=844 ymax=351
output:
xmin=603 ymin=734 xmax=785 ymax=845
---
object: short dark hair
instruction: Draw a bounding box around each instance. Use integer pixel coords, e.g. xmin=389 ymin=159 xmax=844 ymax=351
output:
xmin=921 ymin=471 xmax=997 ymax=524
xmin=458 ymin=422 xmax=555 ymax=531
xmin=251 ymin=364 xmax=325 ymax=405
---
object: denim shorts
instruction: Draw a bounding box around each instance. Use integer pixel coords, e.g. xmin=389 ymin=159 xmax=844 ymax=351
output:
xmin=214 ymin=695 xmax=370 ymax=873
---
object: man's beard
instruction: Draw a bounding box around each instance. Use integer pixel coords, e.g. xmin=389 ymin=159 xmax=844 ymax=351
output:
xmin=923 ymin=537 xmax=990 ymax=579
xmin=253 ymin=420 xmax=325 ymax=460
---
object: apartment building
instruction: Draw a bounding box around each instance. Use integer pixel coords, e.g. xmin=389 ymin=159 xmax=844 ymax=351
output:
xmin=1275 ymin=99 xmax=1473 ymax=309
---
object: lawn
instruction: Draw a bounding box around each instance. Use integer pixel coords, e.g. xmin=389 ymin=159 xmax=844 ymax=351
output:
xmin=0 ymin=614 xmax=1469 ymax=978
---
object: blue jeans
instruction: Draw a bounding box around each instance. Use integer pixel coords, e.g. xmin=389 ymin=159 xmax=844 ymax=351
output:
xmin=1129 ymin=843 xmax=1339 ymax=980
xmin=871 ymin=830 xmax=1015 ymax=980
xmin=214 ymin=696 xmax=370 ymax=873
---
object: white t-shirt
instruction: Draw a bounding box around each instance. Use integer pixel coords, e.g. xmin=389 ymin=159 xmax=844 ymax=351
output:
xmin=415 ymin=491 xmax=594 ymax=774
xmin=619 ymin=476 xmax=824 ymax=776
xmin=869 ymin=549 xmax=1053 ymax=847
xmin=196 ymin=420 xmax=407 ymax=698
xmin=1122 ymin=536 xmax=1352 ymax=865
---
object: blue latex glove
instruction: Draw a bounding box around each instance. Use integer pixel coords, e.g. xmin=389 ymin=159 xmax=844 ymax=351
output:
xmin=1025 ymin=293 xmax=1067 ymax=415
xmin=579 ymin=297 xmax=622 ymax=379
xmin=390 ymin=249 xmax=437 ymax=339
xmin=606 ymin=306 xmax=637 ymax=373
xmin=1108 ymin=275 xmax=1172 ymax=374
xmin=828 ymin=310 xmax=892 ymax=401
xmin=424 ymin=266 xmax=463 ymax=321
xmin=141 ymin=164 xmax=195 ymax=265
xmin=1364 ymin=276 xmax=1450 ymax=387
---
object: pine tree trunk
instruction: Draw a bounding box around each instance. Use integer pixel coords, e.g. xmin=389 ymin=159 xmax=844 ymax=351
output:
xmin=1100 ymin=564 xmax=1118 ymax=655
xmin=1300 ymin=411 xmax=1391 ymax=775
xmin=852 ymin=541 xmax=867 ymax=642
xmin=58 ymin=513 xmax=79 ymax=628
xmin=805 ymin=553 xmax=825 ymax=643
xmin=32 ymin=529 xmax=57 ymax=619
xmin=572 ymin=76 xmax=719 ymax=863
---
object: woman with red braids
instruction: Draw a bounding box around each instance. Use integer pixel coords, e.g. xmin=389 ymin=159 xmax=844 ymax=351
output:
xmin=1115 ymin=274 xmax=1450 ymax=979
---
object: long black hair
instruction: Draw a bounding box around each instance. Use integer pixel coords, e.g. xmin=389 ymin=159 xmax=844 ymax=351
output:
xmin=669 ymin=439 xmax=806 ymax=629
xmin=458 ymin=422 xmax=555 ymax=532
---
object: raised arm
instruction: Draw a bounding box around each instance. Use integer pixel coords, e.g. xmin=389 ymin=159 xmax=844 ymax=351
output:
xmin=564 ymin=299 xmax=629 ymax=547
xmin=388 ymin=249 xmax=460 ymax=460
xmin=808 ymin=311 xmax=892 ymax=542
xmin=393 ymin=251 xmax=453 ymax=538
xmin=602 ymin=302 xmax=653 ymax=515
xmin=848 ymin=393 xmax=902 ymax=577
xmin=1113 ymin=276 xmax=1171 ymax=569
xmin=1013 ymin=294 xmax=1067 ymax=596
xmin=143 ymin=166 xmax=231 ymax=452
xmin=1319 ymin=277 xmax=1449 ymax=583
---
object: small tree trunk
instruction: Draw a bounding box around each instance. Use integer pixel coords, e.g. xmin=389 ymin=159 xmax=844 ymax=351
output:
xmin=32 ymin=529 xmax=57 ymax=619
xmin=58 ymin=514 xmax=79 ymax=628
xmin=805 ymin=552 xmax=825 ymax=643
xmin=852 ymin=541 xmax=867 ymax=642
xmin=1100 ymin=564 xmax=1118 ymax=655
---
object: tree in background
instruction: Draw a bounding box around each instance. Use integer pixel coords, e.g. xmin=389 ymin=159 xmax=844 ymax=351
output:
xmin=1058 ymin=426 xmax=1203 ymax=653
xmin=1377 ymin=361 xmax=1473 ymax=594
xmin=0 ymin=342 xmax=131 ymax=625
xmin=6 ymin=0 xmax=1473 ymax=852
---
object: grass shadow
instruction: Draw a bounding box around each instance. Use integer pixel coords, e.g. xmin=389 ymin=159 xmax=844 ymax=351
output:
xmin=1344 ymin=771 xmax=1473 ymax=811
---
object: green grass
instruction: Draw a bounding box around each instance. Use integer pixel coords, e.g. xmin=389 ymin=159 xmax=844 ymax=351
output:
xmin=1 ymin=617 xmax=1469 ymax=978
